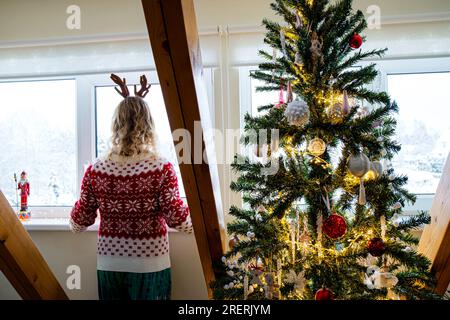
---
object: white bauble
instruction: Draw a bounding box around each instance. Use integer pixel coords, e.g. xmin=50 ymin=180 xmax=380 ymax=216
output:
xmin=247 ymin=231 xmax=255 ymax=239
xmin=307 ymin=138 xmax=327 ymax=157
xmin=284 ymin=99 xmax=310 ymax=127
xmin=348 ymin=153 xmax=370 ymax=177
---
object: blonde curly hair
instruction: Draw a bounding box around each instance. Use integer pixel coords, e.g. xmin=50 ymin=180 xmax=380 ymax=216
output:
xmin=108 ymin=96 xmax=158 ymax=158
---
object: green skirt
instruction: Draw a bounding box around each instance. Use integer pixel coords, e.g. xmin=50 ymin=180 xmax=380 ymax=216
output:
xmin=97 ymin=268 xmax=171 ymax=300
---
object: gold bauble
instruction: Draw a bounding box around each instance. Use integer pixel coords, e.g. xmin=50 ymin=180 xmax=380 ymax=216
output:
xmin=307 ymin=138 xmax=326 ymax=157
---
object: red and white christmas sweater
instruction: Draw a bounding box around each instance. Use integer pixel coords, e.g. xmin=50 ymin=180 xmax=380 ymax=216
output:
xmin=70 ymin=153 xmax=193 ymax=273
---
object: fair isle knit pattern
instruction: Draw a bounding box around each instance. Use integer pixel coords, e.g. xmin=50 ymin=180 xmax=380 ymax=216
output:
xmin=70 ymin=153 xmax=193 ymax=273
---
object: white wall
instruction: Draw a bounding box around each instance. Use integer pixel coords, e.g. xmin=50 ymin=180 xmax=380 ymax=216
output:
xmin=0 ymin=230 xmax=207 ymax=300
xmin=1 ymin=0 xmax=450 ymax=42
xmin=2 ymin=0 xmax=450 ymax=77
xmin=1 ymin=0 xmax=450 ymax=299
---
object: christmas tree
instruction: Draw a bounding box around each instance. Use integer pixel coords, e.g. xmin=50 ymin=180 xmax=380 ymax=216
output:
xmin=212 ymin=0 xmax=440 ymax=300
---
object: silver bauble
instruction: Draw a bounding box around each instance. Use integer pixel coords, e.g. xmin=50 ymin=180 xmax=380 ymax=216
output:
xmin=370 ymin=161 xmax=383 ymax=178
xmin=348 ymin=153 xmax=370 ymax=177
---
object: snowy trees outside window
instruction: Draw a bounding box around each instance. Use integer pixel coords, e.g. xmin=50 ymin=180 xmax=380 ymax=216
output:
xmin=0 ymin=80 xmax=77 ymax=207
xmin=388 ymin=73 xmax=450 ymax=194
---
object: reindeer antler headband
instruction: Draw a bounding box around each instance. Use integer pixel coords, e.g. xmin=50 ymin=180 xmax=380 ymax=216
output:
xmin=110 ymin=74 xmax=151 ymax=99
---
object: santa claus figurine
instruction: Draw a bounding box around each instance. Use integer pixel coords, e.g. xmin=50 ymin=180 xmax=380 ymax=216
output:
xmin=17 ymin=171 xmax=31 ymax=220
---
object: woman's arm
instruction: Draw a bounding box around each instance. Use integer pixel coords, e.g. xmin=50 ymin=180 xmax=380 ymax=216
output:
xmin=70 ymin=165 xmax=99 ymax=233
xmin=159 ymin=162 xmax=193 ymax=234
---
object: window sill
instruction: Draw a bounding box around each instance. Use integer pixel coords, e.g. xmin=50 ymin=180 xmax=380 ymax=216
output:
xmin=21 ymin=218 xmax=99 ymax=232
xmin=20 ymin=217 xmax=181 ymax=233
xmin=19 ymin=207 xmax=186 ymax=232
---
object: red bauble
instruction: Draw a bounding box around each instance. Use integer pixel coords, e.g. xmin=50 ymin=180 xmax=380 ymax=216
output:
xmin=323 ymin=214 xmax=347 ymax=239
xmin=349 ymin=34 xmax=363 ymax=49
xmin=315 ymin=288 xmax=334 ymax=300
xmin=367 ymin=237 xmax=386 ymax=257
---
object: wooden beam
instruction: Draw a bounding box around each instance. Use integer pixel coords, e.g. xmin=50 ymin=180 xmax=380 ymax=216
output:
xmin=418 ymin=151 xmax=450 ymax=295
xmin=141 ymin=0 xmax=226 ymax=297
xmin=0 ymin=191 xmax=68 ymax=300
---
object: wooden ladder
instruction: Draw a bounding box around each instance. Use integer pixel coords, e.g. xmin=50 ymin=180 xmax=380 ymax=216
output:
xmin=141 ymin=0 xmax=226 ymax=298
xmin=418 ymin=151 xmax=450 ymax=295
xmin=0 ymin=191 xmax=68 ymax=299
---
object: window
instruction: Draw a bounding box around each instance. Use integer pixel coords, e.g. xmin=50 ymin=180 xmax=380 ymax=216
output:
xmin=0 ymin=70 xmax=211 ymax=225
xmin=251 ymin=77 xmax=279 ymax=116
xmin=95 ymin=83 xmax=186 ymax=198
xmin=0 ymin=79 xmax=77 ymax=207
xmin=388 ymin=72 xmax=450 ymax=195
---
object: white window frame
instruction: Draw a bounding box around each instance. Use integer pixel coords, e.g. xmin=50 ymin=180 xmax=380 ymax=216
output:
xmin=0 ymin=68 xmax=214 ymax=221
xmin=238 ymin=57 xmax=450 ymax=215
xmin=238 ymin=66 xmax=255 ymax=130
xmin=376 ymin=56 xmax=450 ymax=214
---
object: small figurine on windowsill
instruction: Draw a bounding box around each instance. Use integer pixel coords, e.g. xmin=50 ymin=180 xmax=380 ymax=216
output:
xmin=17 ymin=171 xmax=31 ymax=220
